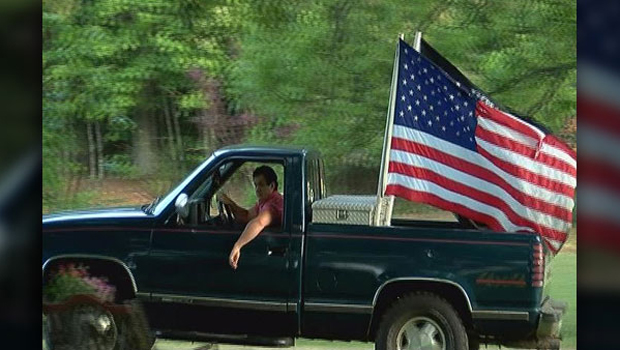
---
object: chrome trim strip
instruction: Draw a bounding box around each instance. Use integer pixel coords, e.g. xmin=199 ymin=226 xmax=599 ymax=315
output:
xmin=42 ymin=254 xmax=138 ymax=293
xmin=305 ymin=302 xmax=373 ymax=314
xmin=371 ymin=277 xmax=473 ymax=311
xmin=288 ymin=302 xmax=298 ymax=313
xmin=150 ymin=293 xmax=288 ymax=312
xmin=135 ymin=292 xmax=150 ymax=299
xmin=472 ymin=310 xmax=530 ymax=321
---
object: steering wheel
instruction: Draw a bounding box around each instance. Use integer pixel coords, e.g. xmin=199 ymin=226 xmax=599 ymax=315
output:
xmin=217 ymin=200 xmax=234 ymax=227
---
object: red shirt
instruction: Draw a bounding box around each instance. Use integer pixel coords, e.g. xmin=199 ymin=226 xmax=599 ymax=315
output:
xmin=252 ymin=191 xmax=283 ymax=226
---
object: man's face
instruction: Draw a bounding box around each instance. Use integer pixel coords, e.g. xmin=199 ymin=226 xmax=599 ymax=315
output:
xmin=253 ymin=174 xmax=274 ymax=202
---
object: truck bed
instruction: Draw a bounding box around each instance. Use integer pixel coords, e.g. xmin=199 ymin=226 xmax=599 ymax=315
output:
xmin=300 ymin=220 xmax=542 ymax=340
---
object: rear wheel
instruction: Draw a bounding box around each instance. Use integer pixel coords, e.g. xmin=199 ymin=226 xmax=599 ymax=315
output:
xmin=375 ymin=292 xmax=469 ymax=350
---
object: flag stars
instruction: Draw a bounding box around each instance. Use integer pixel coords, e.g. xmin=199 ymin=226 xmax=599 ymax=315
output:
xmin=409 ymin=89 xmax=414 ymax=96
xmin=414 ymin=115 xmax=419 ymax=121
xmin=443 ymin=86 xmax=448 ymax=91
xmin=421 ymin=110 xmax=426 ymax=116
xmin=430 ymin=77 xmax=434 ymax=83
xmin=404 ymin=63 xmax=408 ymax=70
xmin=423 ymin=68 xmax=428 ymax=73
xmin=469 ymin=111 xmax=473 ymax=116
xmin=449 ymin=94 xmax=455 ymax=101
xmin=423 ymin=95 xmax=427 ymax=101
xmin=463 ymin=101 xmax=468 ymax=107
xmin=415 ymin=99 xmax=420 ymax=106
xmin=407 ymin=105 xmax=412 ymax=111
xmin=435 ymin=115 xmax=440 ymax=121
xmin=399 ymin=111 xmax=404 ymax=118
xmin=455 ymin=105 xmax=460 ymax=111
xmin=401 ymin=95 xmax=406 ymax=101
xmin=417 ymin=84 xmax=422 ymax=91
xmin=450 ymin=121 xmax=454 ymax=126
xmin=429 ymin=105 xmax=434 ymax=111
xmin=442 ymin=126 xmax=446 ymax=132
xmin=402 ymin=79 xmax=407 ymax=85
xmin=428 ymin=120 xmax=433 ymax=126
xmin=410 ymin=74 xmax=415 ymax=80
xmin=456 ymin=131 xmax=460 ymax=136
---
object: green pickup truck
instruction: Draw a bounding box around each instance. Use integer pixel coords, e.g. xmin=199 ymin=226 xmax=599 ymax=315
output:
xmin=42 ymin=145 xmax=565 ymax=350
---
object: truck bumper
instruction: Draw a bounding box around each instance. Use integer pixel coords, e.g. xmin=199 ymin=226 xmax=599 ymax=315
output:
xmin=501 ymin=296 xmax=566 ymax=350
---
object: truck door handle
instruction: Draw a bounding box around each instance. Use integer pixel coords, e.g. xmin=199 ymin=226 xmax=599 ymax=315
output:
xmin=268 ymin=246 xmax=288 ymax=256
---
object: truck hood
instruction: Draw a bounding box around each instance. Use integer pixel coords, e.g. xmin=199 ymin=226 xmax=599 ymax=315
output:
xmin=43 ymin=206 xmax=148 ymax=225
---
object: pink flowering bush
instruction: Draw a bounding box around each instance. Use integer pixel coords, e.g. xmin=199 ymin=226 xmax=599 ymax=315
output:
xmin=43 ymin=263 xmax=116 ymax=303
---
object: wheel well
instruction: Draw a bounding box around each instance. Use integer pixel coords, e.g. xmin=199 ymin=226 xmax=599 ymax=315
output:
xmin=368 ymin=280 xmax=473 ymax=339
xmin=42 ymin=256 xmax=136 ymax=302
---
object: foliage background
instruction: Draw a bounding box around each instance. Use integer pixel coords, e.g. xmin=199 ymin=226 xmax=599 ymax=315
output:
xmin=42 ymin=0 xmax=576 ymax=213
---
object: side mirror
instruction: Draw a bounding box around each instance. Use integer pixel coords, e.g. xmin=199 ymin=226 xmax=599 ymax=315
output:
xmin=175 ymin=193 xmax=189 ymax=218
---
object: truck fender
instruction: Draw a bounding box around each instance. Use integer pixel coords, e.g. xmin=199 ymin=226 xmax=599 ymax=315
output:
xmin=42 ymin=254 xmax=138 ymax=301
xmin=367 ymin=278 xmax=473 ymax=339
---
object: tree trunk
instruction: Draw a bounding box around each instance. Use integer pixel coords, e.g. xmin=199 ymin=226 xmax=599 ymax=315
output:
xmin=163 ymin=97 xmax=177 ymax=163
xmin=86 ymin=122 xmax=96 ymax=179
xmin=95 ymin=121 xmax=104 ymax=179
xmin=132 ymin=109 xmax=157 ymax=176
xmin=172 ymin=105 xmax=185 ymax=163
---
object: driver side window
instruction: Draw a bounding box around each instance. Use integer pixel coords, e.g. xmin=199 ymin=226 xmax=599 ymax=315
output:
xmin=214 ymin=161 xmax=285 ymax=229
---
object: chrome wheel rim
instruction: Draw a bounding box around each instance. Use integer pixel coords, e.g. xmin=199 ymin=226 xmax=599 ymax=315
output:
xmin=69 ymin=304 xmax=118 ymax=350
xmin=396 ymin=316 xmax=446 ymax=350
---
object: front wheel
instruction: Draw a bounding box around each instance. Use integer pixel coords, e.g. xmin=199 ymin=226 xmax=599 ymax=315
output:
xmin=375 ymin=292 xmax=469 ymax=350
xmin=43 ymin=303 xmax=118 ymax=350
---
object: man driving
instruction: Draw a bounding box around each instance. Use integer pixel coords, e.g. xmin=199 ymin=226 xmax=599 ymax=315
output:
xmin=217 ymin=165 xmax=283 ymax=270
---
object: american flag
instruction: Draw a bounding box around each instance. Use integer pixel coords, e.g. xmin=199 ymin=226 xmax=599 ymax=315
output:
xmin=384 ymin=39 xmax=576 ymax=253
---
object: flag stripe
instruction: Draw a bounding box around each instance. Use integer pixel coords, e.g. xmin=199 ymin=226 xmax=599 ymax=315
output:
xmin=543 ymin=135 xmax=577 ymax=165
xmin=580 ymin=158 xmax=620 ymax=194
xmin=391 ymin=127 xmax=575 ymax=209
xmin=388 ymin=159 xmax=572 ymax=234
xmin=580 ymin=125 xmax=620 ymax=171
xmin=385 ymin=178 xmax=533 ymax=233
xmin=475 ymin=138 xmax=576 ymax=188
xmin=388 ymin=151 xmax=573 ymax=223
xmin=477 ymin=115 xmax=539 ymax=148
xmin=475 ymin=124 xmax=577 ymax=177
xmin=578 ymin=93 xmax=620 ymax=136
xmin=476 ymin=102 xmax=545 ymax=140
xmin=476 ymin=145 xmax=575 ymax=198
xmin=384 ymin=180 xmax=566 ymax=254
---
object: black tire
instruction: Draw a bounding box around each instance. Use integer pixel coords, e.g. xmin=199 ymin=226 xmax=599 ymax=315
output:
xmin=43 ymin=303 xmax=118 ymax=350
xmin=375 ymin=292 xmax=468 ymax=350
xmin=43 ymin=300 xmax=155 ymax=350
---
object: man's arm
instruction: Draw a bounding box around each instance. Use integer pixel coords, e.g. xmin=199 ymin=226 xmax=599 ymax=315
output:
xmin=229 ymin=209 xmax=273 ymax=269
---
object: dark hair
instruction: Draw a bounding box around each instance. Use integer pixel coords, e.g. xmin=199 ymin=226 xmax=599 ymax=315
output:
xmin=253 ymin=165 xmax=278 ymax=190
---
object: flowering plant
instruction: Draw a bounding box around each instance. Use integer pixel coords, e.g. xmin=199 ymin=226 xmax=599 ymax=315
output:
xmin=43 ymin=263 xmax=116 ymax=303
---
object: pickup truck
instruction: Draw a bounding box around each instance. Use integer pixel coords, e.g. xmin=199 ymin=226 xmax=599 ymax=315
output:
xmin=42 ymin=145 xmax=565 ymax=350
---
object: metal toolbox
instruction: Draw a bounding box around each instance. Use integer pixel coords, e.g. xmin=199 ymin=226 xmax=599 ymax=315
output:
xmin=311 ymin=195 xmax=393 ymax=226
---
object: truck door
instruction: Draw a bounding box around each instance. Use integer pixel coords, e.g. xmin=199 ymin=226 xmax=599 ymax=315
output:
xmin=143 ymin=158 xmax=297 ymax=336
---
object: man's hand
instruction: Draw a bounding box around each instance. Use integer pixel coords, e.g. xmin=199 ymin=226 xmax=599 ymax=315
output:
xmin=217 ymin=193 xmax=234 ymax=206
xmin=229 ymin=244 xmax=241 ymax=270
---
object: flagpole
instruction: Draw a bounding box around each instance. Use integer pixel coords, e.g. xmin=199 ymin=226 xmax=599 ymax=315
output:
xmin=414 ymin=31 xmax=422 ymax=52
xmin=375 ymin=34 xmax=403 ymax=226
